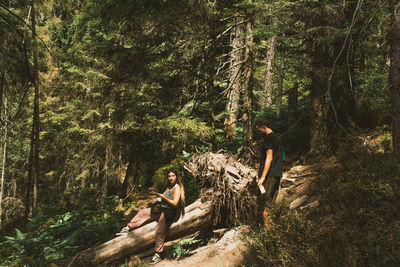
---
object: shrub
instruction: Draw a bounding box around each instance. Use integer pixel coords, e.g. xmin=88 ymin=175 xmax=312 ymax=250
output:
xmin=0 ymin=190 xmax=123 ymax=266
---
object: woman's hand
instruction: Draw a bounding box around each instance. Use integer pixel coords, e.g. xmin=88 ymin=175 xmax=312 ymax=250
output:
xmin=156 ymin=192 xmax=165 ymax=199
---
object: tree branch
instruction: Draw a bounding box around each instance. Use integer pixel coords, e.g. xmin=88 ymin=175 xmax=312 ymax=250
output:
xmin=0 ymin=3 xmax=57 ymax=62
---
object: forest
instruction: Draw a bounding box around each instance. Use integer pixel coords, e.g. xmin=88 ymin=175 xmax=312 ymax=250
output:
xmin=0 ymin=0 xmax=399 ymax=266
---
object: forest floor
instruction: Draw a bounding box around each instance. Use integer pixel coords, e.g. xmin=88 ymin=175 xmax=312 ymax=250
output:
xmin=140 ymin=226 xmax=256 ymax=267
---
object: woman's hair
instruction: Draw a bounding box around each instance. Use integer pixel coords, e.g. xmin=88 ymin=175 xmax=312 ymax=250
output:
xmin=167 ymin=170 xmax=185 ymax=217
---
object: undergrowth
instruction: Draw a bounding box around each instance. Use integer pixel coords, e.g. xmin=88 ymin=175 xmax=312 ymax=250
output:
xmin=246 ymin=137 xmax=400 ymax=266
xmin=0 ymin=188 xmax=124 ymax=266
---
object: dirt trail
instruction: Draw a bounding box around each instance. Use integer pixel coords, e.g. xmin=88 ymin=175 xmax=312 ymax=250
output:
xmin=144 ymin=226 xmax=258 ymax=267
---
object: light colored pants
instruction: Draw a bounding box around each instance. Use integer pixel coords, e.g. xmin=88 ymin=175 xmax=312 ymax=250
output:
xmin=127 ymin=207 xmax=168 ymax=253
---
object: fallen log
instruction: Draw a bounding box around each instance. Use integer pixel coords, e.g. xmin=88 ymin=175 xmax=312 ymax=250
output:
xmin=66 ymin=152 xmax=258 ymax=265
xmin=69 ymin=199 xmax=212 ymax=266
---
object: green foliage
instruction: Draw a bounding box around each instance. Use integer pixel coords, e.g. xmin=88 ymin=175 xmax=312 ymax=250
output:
xmin=169 ymin=237 xmax=201 ymax=260
xmin=246 ymin=137 xmax=400 ymax=266
xmin=0 ymin=191 xmax=123 ymax=266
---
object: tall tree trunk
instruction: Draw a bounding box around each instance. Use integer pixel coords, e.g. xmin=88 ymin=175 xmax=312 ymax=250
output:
xmin=277 ymin=53 xmax=284 ymax=116
xmin=309 ymin=43 xmax=329 ymax=155
xmin=25 ymin=0 xmax=40 ymax=217
xmin=102 ymin=145 xmax=109 ymax=199
xmin=207 ymin=31 xmax=217 ymax=150
xmin=288 ymin=82 xmax=298 ymax=126
xmin=242 ymin=1 xmax=254 ymax=162
xmin=0 ymin=73 xmax=6 ymax=224
xmin=328 ymin=39 xmax=356 ymax=132
xmin=389 ymin=1 xmax=400 ymax=154
xmin=31 ymin=0 xmax=40 ymax=216
xmin=25 ymin=125 xmax=34 ymax=217
xmin=0 ymin=98 xmax=8 ymax=225
xmin=207 ymin=70 xmax=217 ymax=150
xmin=120 ymin=135 xmax=140 ymax=198
xmin=224 ymin=14 xmax=244 ymax=140
xmin=262 ymin=15 xmax=278 ymax=108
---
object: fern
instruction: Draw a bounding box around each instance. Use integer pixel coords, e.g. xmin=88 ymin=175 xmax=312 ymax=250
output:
xmin=171 ymin=237 xmax=201 ymax=260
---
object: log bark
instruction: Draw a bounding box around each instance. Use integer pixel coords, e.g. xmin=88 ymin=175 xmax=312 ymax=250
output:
xmin=70 ymin=199 xmax=212 ymax=266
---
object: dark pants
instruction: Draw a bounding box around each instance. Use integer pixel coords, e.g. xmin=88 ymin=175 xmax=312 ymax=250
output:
xmin=258 ymin=176 xmax=281 ymax=206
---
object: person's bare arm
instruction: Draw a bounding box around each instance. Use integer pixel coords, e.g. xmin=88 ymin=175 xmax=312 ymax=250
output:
xmin=157 ymin=185 xmax=181 ymax=207
xmin=258 ymin=149 xmax=273 ymax=186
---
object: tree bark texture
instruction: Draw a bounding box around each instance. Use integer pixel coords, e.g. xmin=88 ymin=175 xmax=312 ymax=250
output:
xmin=70 ymin=199 xmax=212 ymax=266
xmin=242 ymin=2 xmax=254 ymax=162
xmin=310 ymin=43 xmax=329 ymax=155
xmin=262 ymin=15 xmax=278 ymax=108
xmin=224 ymin=15 xmax=244 ymax=140
xmin=389 ymin=1 xmax=400 ymax=154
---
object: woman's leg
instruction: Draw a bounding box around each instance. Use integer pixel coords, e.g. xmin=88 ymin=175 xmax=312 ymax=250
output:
xmin=127 ymin=207 xmax=153 ymax=229
xmin=154 ymin=212 xmax=169 ymax=253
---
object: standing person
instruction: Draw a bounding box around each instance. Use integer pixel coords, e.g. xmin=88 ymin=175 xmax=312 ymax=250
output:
xmin=116 ymin=170 xmax=185 ymax=265
xmin=255 ymin=117 xmax=283 ymax=225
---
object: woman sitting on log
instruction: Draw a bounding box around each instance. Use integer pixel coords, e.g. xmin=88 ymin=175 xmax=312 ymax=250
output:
xmin=116 ymin=170 xmax=185 ymax=264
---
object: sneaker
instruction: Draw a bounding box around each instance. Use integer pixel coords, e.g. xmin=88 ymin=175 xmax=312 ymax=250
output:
xmin=149 ymin=253 xmax=162 ymax=265
xmin=115 ymin=226 xmax=130 ymax=236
